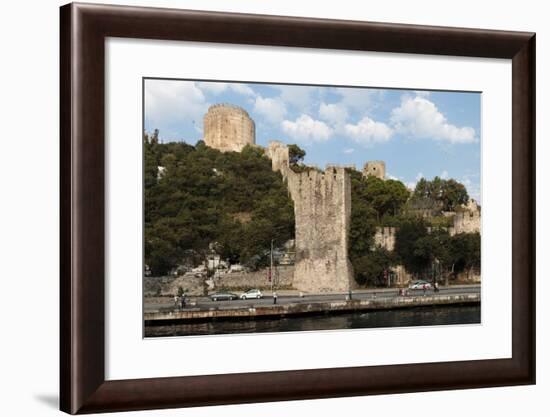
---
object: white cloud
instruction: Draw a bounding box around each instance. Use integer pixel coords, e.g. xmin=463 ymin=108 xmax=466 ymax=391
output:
xmin=253 ymin=96 xmax=287 ymax=124
xmin=196 ymin=82 xmax=229 ymax=94
xmin=318 ymin=102 xmax=349 ymax=125
xmin=344 ymin=116 xmax=393 ymax=146
xmin=275 ymin=85 xmax=316 ymax=111
xmin=197 ymin=82 xmax=256 ymax=97
xmin=281 ymin=114 xmax=333 ymax=142
xmin=229 ymin=84 xmax=256 ymax=96
xmin=343 ymin=148 xmax=355 ymax=154
xmin=145 ymin=80 xmax=208 ymax=139
xmin=334 ymin=87 xmax=378 ymax=111
xmin=440 ymin=170 xmax=449 ymax=179
xmin=390 ymin=95 xmax=477 ymax=143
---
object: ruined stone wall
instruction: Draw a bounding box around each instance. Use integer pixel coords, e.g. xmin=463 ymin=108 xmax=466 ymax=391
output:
xmin=373 ymin=226 xmax=397 ymax=251
xmin=213 ymin=266 xmax=295 ymax=290
xmin=266 ymin=141 xmax=290 ymax=177
xmin=203 ymin=104 xmax=255 ymax=152
xmin=451 ymin=199 xmax=481 ymax=235
xmin=393 ymin=265 xmax=414 ymax=286
xmin=362 ymin=161 xmax=386 ymax=179
xmin=266 ymin=141 xmax=355 ymax=293
xmin=144 ymin=275 xmax=205 ymax=296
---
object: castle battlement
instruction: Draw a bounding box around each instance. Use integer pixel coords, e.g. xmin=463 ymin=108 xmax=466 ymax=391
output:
xmin=363 ymin=160 xmax=386 ymax=179
xmin=206 ymin=103 xmax=252 ymax=118
xmin=326 ymin=163 xmax=356 ymax=171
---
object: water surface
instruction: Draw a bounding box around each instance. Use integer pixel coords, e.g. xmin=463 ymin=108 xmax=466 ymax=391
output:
xmin=144 ymin=304 xmax=481 ymax=337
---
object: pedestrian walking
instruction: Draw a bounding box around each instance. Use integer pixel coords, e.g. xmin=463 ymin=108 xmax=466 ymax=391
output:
xmin=423 ymin=284 xmax=427 ymax=296
xmin=434 ymin=282 xmax=440 ymax=293
xmin=173 ymin=294 xmax=178 ymax=308
xmin=180 ymin=293 xmax=186 ymax=309
xmin=273 ymin=292 xmax=278 ymax=305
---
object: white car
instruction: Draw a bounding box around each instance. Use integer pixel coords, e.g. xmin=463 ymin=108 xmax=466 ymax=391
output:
xmin=409 ymin=280 xmax=433 ymax=290
xmin=240 ymin=289 xmax=263 ymax=299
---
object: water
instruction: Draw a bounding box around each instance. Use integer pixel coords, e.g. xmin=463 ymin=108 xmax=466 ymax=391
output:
xmin=144 ymin=304 xmax=480 ymax=337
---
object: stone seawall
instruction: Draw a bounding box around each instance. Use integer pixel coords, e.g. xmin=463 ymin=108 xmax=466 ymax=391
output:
xmin=144 ymin=266 xmax=296 ymax=297
xmin=213 ymin=266 xmax=295 ymax=290
xmin=145 ymin=293 xmax=480 ymax=323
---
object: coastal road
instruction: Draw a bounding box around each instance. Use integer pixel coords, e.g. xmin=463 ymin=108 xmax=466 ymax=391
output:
xmin=144 ymin=285 xmax=480 ymax=313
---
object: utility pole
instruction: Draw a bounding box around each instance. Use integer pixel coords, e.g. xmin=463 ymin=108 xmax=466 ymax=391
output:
xmin=270 ymin=239 xmax=274 ymax=293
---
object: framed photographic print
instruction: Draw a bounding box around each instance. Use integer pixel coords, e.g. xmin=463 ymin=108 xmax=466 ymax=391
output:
xmin=141 ymin=79 xmax=483 ymax=338
xmin=60 ymin=2 xmax=535 ymax=414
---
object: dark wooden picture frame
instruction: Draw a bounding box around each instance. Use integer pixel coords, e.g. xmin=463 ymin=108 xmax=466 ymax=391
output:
xmin=60 ymin=2 xmax=535 ymax=414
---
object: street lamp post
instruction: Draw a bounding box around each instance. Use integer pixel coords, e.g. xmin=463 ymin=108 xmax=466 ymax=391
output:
xmin=270 ymin=239 xmax=274 ymax=294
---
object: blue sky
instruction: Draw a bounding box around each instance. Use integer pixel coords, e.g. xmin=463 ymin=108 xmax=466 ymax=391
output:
xmin=144 ymin=79 xmax=481 ymax=202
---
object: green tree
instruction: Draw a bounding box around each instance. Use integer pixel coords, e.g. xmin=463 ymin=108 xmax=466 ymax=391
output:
xmin=366 ymin=177 xmax=410 ymax=218
xmin=347 ymin=169 xmax=409 ymax=284
xmin=440 ymin=179 xmax=469 ymax=211
xmin=288 ymin=144 xmax=306 ymax=165
xmin=412 ymin=227 xmax=453 ymax=283
xmin=449 ymin=232 xmax=481 ymax=280
xmin=144 ymin=133 xmax=295 ymax=275
xmin=394 ymin=218 xmax=430 ymax=276
xmin=353 ymin=247 xmax=396 ymax=287
xmin=413 ymin=176 xmax=469 ymax=211
xmin=348 ymin=169 xmax=378 ymax=263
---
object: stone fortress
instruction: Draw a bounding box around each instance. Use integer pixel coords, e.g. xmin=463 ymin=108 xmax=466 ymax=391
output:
xmin=203 ymin=104 xmax=256 ymax=153
xmin=362 ymin=161 xmax=386 ymax=180
xmin=373 ymin=197 xmax=481 ymax=255
xmin=372 ymin=197 xmax=481 ymax=285
xmin=201 ymin=104 xmax=481 ymax=291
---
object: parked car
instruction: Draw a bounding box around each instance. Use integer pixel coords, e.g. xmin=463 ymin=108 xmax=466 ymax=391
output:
xmin=409 ymin=280 xmax=433 ymax=290
xmin=209 ymin=292 xmax=238 ymax=301
xmin=240 ymin=289 xmax=263 ymax=300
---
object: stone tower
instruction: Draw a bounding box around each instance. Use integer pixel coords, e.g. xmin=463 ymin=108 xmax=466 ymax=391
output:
xmin=363 ymin=161 xmax=386 ymax=180
xmin=266 ymin=141 xmax=290 ymax=177
xmin=267 ymin=141 xmax=355 ymax=293
xmin=451 ymin=199 xmax=481 ymax=236
xmin=203 ymin=104 xmax=255 ymax=152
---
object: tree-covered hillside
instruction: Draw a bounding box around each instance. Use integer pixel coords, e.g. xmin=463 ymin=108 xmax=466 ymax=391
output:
xmin=144 ymin=131 xmax=480 ymax=287
xmin=144 ymin=132 xmax=294 ymax=276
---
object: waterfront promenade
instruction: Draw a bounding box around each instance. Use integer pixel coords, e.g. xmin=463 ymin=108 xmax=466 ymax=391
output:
xmin=144 ymin=285 xmax=480 ymax=324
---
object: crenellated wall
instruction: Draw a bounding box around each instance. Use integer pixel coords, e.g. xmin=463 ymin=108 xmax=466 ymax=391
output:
xmin=268 ymin=141 xmax=355 ymax=293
